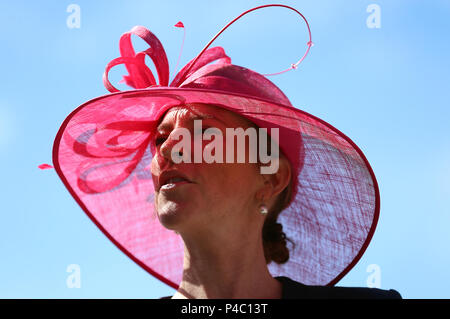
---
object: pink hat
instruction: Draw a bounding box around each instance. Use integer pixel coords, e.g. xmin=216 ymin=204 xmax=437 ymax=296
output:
xmin=51 ymin=4 xmax=379 ymax=288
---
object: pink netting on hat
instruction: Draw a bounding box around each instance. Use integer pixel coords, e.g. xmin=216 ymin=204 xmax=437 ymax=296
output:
xmin=53 ymin=88 xmax=378 ymax=287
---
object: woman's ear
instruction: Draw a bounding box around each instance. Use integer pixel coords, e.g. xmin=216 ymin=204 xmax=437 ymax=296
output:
xmin=258 ymin=155 xmax=291 ymax=201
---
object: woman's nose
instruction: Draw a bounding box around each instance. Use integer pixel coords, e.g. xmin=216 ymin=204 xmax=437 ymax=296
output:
xmin=159 ymin=138 xmax=174 ymax=161
xmin=158 ymin=131 xmax=185 ymax=164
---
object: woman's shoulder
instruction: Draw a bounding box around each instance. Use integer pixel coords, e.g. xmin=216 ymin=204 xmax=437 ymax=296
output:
xmin=275 ymin=276 xmax=402 ymax=299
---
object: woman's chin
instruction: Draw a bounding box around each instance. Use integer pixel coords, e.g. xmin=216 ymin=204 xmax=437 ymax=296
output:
xmin=156 ymin=200 xmax=191 ymax=230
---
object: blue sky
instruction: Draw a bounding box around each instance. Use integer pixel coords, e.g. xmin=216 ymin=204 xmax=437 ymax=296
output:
xmin=1 ymin=0 xmax=449 ymax=298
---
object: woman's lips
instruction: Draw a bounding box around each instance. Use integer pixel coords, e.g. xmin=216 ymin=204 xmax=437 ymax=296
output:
xmin=157 ymin=170 xmax=194 ymax=191
xmin=160 ymin=177 xmax=192 ymax=191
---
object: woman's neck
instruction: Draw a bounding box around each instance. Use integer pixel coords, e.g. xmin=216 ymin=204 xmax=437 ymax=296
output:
xmin=172 ymin=229 xmax=282 ymax=299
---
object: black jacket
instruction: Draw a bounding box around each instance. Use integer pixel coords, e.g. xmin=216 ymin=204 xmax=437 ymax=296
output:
xmin=275 ymin=276 xmax=402 ymax=299
xmin=160 ymin=276 xmax=401 ymax=299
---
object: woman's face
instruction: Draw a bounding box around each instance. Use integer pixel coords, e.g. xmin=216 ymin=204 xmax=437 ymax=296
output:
xmin=150 ymin=104 xmax=266 ymax=235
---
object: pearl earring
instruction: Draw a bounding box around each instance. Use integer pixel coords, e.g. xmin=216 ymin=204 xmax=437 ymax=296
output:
xmin=260 ymin=204 xmax=268 ymax=215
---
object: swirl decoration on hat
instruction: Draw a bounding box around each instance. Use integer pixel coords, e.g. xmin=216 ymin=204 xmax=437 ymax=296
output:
xmin=103 ymin=25 xmax=232 ymax=92
xmin=47 ymin=4 xmax=313 ymax=195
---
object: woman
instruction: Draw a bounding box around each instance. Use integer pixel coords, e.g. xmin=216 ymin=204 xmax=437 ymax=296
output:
xmin=51 ymin=5 xmax=401 ymax=299
xmin=152 ymin=103 xmax=292 ymax=299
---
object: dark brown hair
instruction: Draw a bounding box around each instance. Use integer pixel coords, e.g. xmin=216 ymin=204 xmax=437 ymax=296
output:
xmin=262 ymin=176 xmax=294 ymax=264
xmin=253 ymin=123 xmax=294 ymax=265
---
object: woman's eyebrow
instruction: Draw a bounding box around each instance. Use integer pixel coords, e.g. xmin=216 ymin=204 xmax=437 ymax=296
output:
xmin=156 ymin=122 xmax=171 ymax=132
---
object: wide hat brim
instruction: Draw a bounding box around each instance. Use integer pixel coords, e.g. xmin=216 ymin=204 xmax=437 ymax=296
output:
xmin=53 ymin=86 xmax=379 ymax=288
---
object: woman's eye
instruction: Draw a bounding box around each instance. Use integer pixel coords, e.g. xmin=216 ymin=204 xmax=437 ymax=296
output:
xmin=155 ymin=136 xmax=167 ymax=146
